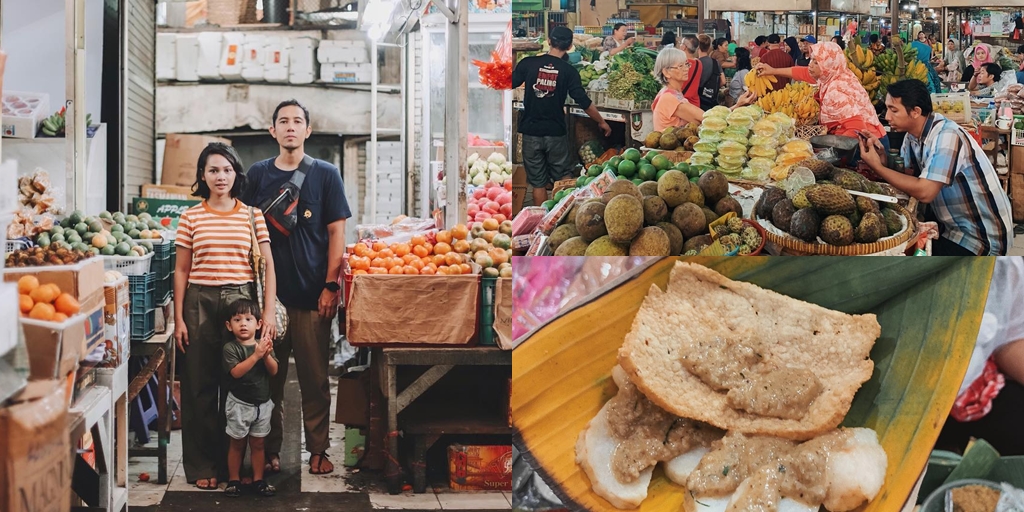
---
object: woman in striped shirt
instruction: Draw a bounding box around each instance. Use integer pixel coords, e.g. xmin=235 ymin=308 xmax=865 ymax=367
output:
xmin=173 ymin=143 xmax=277 ymax=490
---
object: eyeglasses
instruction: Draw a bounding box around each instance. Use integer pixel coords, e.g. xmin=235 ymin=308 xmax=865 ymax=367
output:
xmin=667 ymin=63 xmax=689 ymax=70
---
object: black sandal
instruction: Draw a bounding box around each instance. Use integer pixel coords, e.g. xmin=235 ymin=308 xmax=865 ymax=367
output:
xmin=254 ymin=480 xmax=277 ymax=497
xmin=224 ymin=480 xmax=242 ymax=497
xmin=308 ymin=452 xmax=334 ymax=475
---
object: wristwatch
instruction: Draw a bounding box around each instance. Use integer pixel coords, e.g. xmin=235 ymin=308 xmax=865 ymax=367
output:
xmin=324 ymin=282 xmax=341 ymax=293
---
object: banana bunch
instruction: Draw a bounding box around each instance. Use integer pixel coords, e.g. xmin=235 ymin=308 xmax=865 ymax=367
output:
xmin=873 ymin=50 xmax=898 ymax=75
xmin=756 ymin=82 xmax=820 ymax=126
xmin=848 ymin=63 xmax=881 ymax=95
xmin=40 ymin=107 xmax=92 ymax=137
xmin=845 ymin=44 xmax=875 ymax=71
xmin=905 ymin=60 xmax=929 ymax=82
xmin=745 ymin=69 xmax=778 ymax=97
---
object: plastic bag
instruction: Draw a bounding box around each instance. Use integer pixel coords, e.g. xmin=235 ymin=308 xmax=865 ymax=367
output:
xmin=689 ymin=152 xmax=716 ymax=166
xmin=748 ymin=145 xmax=778 ymax=160
xmin=703 ymin=105 xmax=731 ymax=119
xmin=698 ymin=128 xmax=724 ymax=142
xmin=717 ymin=140 xmax=747 ymax=158
xmin=535 ymin=193 xmax=577 ymax=235
xmin=720 ymin=131 xmax=750 ymax=144
xmin=701 ymin=117 xmax=729 ymax=132
xmin=513 ymin=206 xmax=547 ymax=237
xmin=996 ymin=482 xmax=1024 ymax=512
xmin=717 ymin=154 xmax=747 ymax=169
xmin=693 ymin=140 xmax=719 ymax=154
xmin=356 ymin=217 xmax=437 ymax=243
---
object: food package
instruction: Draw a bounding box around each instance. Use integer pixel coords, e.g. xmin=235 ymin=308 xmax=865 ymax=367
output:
xmin=700 ymin=116 xmax=728 ymax=132
xmin=688 ymin=152 xmax=716 ymax=166
xmin=512 ymin=207 xmax=547 ymax=237
xmin=697 ymin=128 xmax=724 ymax=142
xmin=512 ymin=234 xmax=534 ymax=251
xmin=692 ymin=141 xmax=719 ymax=154
xmin=777 ymin=151 xmax=814 ymax=167
xmin=703 ymin=106 xmax=731 ymax=119
xmin=716 ymin=141 xmax=748 ymax=158
xmin=752 ymin=118 xmax=781 ymax=138
xmin=720 ymin=131 xmax=750 ymax=145
xmin=747 ymin=157 xmax=774 ymax=174
xmin=733 ymin=105 xmax=764 ymax=121
xmin=726 ymin=110 xmax=755 ymax=125
xmin=716 ymin=154 xmax=747 ymax=169
xmin=741 ymin=166 xmax=770 ymax=181
xmin=536 ymin=194 xmax=577 ymax=236
xmin=749 ymin=134 xmax=780 ymax=148
xmin=782 ymin=139 xmax=814 ymax=155
xmin=770 ymin=164 xmax=794 ymax=181
xmin=447 ymin=445 xmax=512 ymax=491
xmin=525 ymin=235 xmax=549 ymax=256
xmin=748 ymin=145 xmax=778 ymax=160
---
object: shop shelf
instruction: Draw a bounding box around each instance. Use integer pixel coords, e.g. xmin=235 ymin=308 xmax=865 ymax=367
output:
xmin=129 ymin=272 xmax=156 ymax=315
xmin=103 ymin=252 xmax=154 ymax=276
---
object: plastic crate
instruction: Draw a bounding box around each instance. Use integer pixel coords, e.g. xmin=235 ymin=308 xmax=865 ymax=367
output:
xmin=479 ymin=277 xmax=497 ymax=346
xmin=103 ymin=252 xmax=154 ymax=276
xmin=155 ymin=271 xmax=173 ymax=304
xmin=131 ymin=308 xmax=156 ymax=342
xmin=152 ymin=252 xmax=173 ymax=281
xmin=1012 ymin=116 xmax=1024 ymax=147
xmin=134 ymin=237 xmax=174 ymax=259
xmin=129 ymin=272 xmax=156 ymax=315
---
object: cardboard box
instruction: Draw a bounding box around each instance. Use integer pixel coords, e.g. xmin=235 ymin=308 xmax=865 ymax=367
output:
xmin=2 ymin=91 xmax=50 ymax=139
xmin=161 ymin=133 xmax=232 ymax=187
xmin=81 ymin=293 xmax=106 ymax=364
xmin=263 ymin=36 xmax=290 ymax=83
xmin=98 ymin=277 xmax=130 ymax=368
xmin=447 ymin=445 xmax=512 ymax=491
xmin=334 ymin=370 xmax=369 ymax=427
xmin=494 ymin=278 xmax=512 ymax=350
xmin=3 ymin=258 xmax=105 ymax=304
xmin=320 ymin=63 xmax=372 ymax=84
xmin=0 ymin=379 xmax=72 ymax=512
xmin=344 ymin=427 xmax=366 ymax=467
xmin=20 ymin=314 xmax=84 ymax=381
xmin=142 ymin=183 xmax=195 ymax=200
xmin=289 ymin=37 xmax=320 ymax=85
xmin=346 ymin=275 xmax=479 ymax=347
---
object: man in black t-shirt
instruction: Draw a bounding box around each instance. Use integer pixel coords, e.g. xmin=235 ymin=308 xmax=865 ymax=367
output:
xmin=513 ymin=26 xmax=611 ymax=207
xmin=241 ymin=99 xmax=351 ymax=477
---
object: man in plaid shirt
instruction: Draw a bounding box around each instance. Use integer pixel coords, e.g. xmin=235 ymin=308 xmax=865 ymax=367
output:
xmin=859 ymin=79 xmax=1012 ymax=255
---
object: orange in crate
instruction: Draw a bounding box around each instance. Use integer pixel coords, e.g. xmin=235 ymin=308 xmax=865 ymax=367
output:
xmin=448 ymin=445 xmax=512 ymax=491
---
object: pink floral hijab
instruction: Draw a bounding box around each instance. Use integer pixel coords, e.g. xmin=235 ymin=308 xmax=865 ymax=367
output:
xmin=971 ymin=43 xmax=994 ymax=70
xmin=809 ymin=42 xmax=884 ymax=131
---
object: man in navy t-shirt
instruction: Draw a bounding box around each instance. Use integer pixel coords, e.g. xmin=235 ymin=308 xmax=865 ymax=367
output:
xmin=241 ymin=99 xmax=350 ymax=477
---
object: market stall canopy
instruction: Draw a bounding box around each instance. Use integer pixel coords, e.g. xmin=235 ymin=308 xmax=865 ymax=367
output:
xmin=942 ymin=0 xmax=1021 ymax=6
xmin=817 ymin=0 xmax=871 ymax=14
xmin=707 ymin=0 xmax=812 ymax=12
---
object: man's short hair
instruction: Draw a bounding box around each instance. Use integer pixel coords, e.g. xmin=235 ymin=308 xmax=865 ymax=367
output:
xmin=273 ymin=99 xmax=310 ymax=125
xmin=754 ymin=35 xmax=767 ymax=46
xmin=682 ymin=35 xmax=698 ymax=54
xmin=887 ymin=79 xmax=933 ymax=116
xmin=982 ymin=62 xmax=1003 ymax=81
xmin=767 ymin=34 xmax=781 ymax=45
xmin=870 ymin=34 xmax=879 ymax=43
xmin=550 ymin=26 xmax=574 ymax=51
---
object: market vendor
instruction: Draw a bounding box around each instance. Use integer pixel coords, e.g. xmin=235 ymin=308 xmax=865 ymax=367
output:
xmin=969 ymin=62 xmax=1003 ymax=97
xmin=755 ymin=41 xmax=889 ymax=150
xmin=858 ymin=79 xmax=1012 ymax=256
xmin=651 ymin=48 xmax=756 ymax=131
xmin=514 ymin=26 xmax=612 ymax=207
xmin=602 ymin=23 xmax=634 ymax=57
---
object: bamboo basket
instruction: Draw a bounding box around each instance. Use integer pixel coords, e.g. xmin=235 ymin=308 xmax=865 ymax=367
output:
xmin=795 ymin=124 xmax=828 ymax=140
xmin=752 ymin=203 xmax=916 ymax=256
xmin=207 ymin=0 xmax=244 ymax=26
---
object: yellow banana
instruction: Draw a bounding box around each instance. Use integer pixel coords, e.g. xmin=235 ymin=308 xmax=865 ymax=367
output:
xmin=864 ymin=48 xmax=874 ymax=68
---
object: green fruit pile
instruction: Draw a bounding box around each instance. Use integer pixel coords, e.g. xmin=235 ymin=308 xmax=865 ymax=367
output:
xmin=754 ymin=171 xmax=907 ymax=247
xmin=34 ymin=210 xmax=168 ymax=257
xmin=547 ymin=169 xmax=749 ymax=257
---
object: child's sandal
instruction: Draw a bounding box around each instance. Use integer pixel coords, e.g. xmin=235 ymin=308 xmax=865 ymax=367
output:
xmin=225 ymin=480 xmax=243 ymax=497
xmin=254 ymin=480 xmax=277 ymax=497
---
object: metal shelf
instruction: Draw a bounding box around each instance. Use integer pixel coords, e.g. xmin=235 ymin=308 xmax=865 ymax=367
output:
xmin=156 ymin=80 xmax=401 ymax=93
xmin=511 ymin=100 xmax=645 ymax=123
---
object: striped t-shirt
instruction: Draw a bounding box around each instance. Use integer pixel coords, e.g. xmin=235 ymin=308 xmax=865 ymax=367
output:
xmin=175 ymin=200 xmax=271 ymax=286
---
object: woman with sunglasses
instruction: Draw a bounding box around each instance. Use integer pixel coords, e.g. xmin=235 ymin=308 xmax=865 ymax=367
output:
xmin=651 ymin=48 xmax=755 ymax=131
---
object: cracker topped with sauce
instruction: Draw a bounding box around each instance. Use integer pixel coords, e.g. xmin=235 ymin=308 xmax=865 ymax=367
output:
xmin=619 ymin=262 xmax=881 ymax=440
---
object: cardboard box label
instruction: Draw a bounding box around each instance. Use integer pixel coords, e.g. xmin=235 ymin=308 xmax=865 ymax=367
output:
xmin=0 ymin=381 xmax=72 ymax=512
xmin=448 ymin=445 xmax=512 ymax=491
xmin=133 ymin=197 xmax=200 ymax=219
xmin=161 ymin=133 xmax=231 ymax=187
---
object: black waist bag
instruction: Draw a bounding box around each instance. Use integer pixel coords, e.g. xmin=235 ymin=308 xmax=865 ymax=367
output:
xmin=260 ymin=155 xmax=312 ymax=237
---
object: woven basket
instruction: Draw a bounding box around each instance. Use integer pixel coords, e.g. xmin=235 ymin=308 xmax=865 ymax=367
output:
xmin=207 ymin=0 xmax=244 ymax=26
xmin=239 ymin=0 xmax=259 ymax=24
xmin=795 ymin=124 xmax=827 ymax=140
xmin=752 ymin=204 xmax=916 ymax=256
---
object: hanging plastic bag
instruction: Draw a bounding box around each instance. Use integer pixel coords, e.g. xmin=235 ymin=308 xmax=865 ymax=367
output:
xmin=472 ymin=21 xmax=512 ymax=90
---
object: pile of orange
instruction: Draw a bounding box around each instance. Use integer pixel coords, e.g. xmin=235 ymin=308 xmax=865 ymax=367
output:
xmin=349 ymin=225 xmax=476 ymax=276
xmin=17 ymin=275 xmax=81 ymax=322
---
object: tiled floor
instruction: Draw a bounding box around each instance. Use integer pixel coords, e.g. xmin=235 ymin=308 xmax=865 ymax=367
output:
xmin=128 ymin=361 xmax=510 ymax=511
xmin=1007 ymin=233 xmax=1024 ymax=256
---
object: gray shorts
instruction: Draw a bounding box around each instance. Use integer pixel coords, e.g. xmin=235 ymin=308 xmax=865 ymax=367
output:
xmin=522 ymin=134 xmax=573 ymax=188
xmin=225 ymin=392 xmax=274 ymax=440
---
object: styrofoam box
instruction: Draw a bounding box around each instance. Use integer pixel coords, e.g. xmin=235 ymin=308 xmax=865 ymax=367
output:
xmin=289 ymin=37 xmax=320 ymax=84
xmin=2 ymin=91 xmax=50 ymax=139
xmin=156 ymin=33 xmax=177 ymax=81
xmin=320 ymin=63 xmax=372 ymax=84
xmin=219 ymin=33 xmax=246 ymax=80
xmin=317 ymin=40 xmax=369 ymax=65
xmin=263 ymin=36 xmax=290 ymax=83
xmin=241 ymin=34 xmax=266 ymax=82
xmin=0 ymin=283 xmax=19 ymax=356
xmin=197 ymin=32 xmax=223 ymax=80
xmin=175 ymin=34 xmax=200 ymax=82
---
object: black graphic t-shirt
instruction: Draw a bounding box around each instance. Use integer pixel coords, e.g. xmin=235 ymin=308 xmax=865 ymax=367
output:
xmin=513 ymin=54 xmax=593 ymax=137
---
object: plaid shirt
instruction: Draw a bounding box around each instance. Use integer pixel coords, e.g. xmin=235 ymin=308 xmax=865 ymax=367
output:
xmin=901 ymin=113 xmax=1013 ymax=255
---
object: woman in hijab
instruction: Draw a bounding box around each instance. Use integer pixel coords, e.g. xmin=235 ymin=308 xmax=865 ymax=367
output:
xmin=784 ymin=37 xmax=802 ymax=63
xmin=937 ymin=38 xmax=966 ymax=84
xmin=755 ymin=41 xmax=889 ymax=153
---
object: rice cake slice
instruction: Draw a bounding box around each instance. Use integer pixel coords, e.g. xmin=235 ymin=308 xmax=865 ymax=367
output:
xmin=618 ymin=262 xmax=880 ymax=440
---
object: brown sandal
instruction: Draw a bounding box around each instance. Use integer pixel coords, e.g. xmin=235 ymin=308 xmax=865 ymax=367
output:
xmin=309 ymin=453 xmax=334 ymax=475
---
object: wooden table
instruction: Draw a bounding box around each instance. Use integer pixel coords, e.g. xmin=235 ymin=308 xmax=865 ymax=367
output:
xmin=375 ymin=347 xmax=512 ymax=494
xmin=127 ymin=326 xmax=176 ymax=484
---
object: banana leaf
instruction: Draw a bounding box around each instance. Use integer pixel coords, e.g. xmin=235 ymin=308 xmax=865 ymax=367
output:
xmin=512 ymin=256 xmax=995 ymax=512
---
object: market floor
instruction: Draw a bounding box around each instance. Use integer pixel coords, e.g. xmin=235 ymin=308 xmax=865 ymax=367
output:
xmin=128 ymin=361 xmax=511 ymax=511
